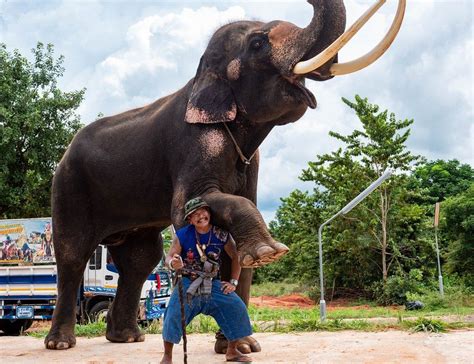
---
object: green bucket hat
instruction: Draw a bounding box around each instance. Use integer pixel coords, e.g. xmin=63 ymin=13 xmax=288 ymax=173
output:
xmin=184 ymin=197 xmax=210 ymax=221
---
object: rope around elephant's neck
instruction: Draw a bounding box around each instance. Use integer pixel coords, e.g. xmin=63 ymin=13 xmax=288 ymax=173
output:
xmin=223 ymin=123 xmax=256 ymax=165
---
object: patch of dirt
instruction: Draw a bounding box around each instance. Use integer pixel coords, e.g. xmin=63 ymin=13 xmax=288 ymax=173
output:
xmin=249 ymin=294 xmax=315 ymax=308
xmin=29 ymin=321 xmax=51 ymax=333
xmin=249 ymin=295 xmax=402 ymax=312
xmin=1 ymin=331 xmax=473 ymax=363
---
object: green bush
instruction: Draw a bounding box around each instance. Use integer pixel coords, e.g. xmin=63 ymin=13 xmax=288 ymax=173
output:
xmin=371 ymin=273 xmax=422 ymax=305
xmin=407 ymin=318 xmax=446 ymax=333
xmin=406 ymin=276 xmax=474 ymax=310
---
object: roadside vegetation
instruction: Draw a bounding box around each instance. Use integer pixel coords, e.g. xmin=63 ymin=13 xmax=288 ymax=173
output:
xmin=27 ymin=280 xmax=473 ymax=339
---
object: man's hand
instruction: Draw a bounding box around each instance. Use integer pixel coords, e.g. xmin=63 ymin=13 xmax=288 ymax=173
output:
xmin=169 ymin=254 xmax=184 ymax=270
xmin=221 ymin=281 xmax=236 ymax=294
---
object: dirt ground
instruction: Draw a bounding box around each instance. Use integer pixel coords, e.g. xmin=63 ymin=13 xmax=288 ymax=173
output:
xmin=1 ymin=330 xmax=473 ymax=364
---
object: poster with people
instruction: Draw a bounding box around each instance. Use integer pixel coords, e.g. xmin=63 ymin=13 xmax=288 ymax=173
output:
xmin=0 ymin=218 xmax=54 ymax=264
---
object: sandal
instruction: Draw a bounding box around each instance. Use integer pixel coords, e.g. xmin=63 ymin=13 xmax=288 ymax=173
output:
xmin=226 ymin=354 xmax=253 ymax=362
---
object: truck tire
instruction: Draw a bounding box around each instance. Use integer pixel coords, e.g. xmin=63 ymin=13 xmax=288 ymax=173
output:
xmin=0 ymin=319 xmax=33 ymax=335
xmin=88 ymin=301 xmax=111 ymax=323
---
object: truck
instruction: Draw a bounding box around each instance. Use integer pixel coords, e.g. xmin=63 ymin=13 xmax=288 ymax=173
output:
xmin=0 ymin=218 xmax=172 ymax=335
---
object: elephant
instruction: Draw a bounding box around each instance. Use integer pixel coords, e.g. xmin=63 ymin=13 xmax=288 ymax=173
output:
xmin=45 ymin=0 xmax=405 ymax=352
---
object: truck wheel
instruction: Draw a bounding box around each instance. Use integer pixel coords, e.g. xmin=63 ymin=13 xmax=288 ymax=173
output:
xmin=0 ymin=319 xmax=33 ymax=335
xmin=88 ymin=301 xmax=111 ymax=323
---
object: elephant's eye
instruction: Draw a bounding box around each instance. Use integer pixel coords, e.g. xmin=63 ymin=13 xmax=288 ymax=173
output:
xmin=250 ymin=37 xmax=264 ymax=51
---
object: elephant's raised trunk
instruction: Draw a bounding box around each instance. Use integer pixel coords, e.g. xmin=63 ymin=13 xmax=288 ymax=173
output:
xmin=269 ymin=0 xmax=345 ymax=78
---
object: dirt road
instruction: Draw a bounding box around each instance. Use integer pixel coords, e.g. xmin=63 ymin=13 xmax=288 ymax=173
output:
xmin=2 ymin=330 xmax=473 ymax=363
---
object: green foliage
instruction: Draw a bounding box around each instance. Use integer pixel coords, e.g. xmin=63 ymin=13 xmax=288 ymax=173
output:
xmin=187 ymin=315 xmax=219 ymax=333
xmin=254 ymin=189 xmax=324 ymax=284
xmin=442 ymin=184 xmax=474 ymax=286
xmin=406 ymin=276 xmax=474 ymax=311
xmin=74 ymin=321 xmax=107 ymax=337
xmin=409 ymin=159 xmax=473 ymax=203
xmin=407 ymin=317 xmax=446 ymax=333
xmin=250 ymin=281 xmax=303 ymax=297
xmin=370 ymin=270 xmax=423 ymax=305
xmin=261 ymin=95 xmax=424 ymax=295
xmin=261 ymin=95 xmax=472 ymax=302
xmin=0 ymin=42 xmax=84 ymax=218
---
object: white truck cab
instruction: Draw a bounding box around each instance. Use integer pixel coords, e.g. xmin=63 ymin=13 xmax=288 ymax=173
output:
xmin=0 ymin=218 xmax=171 ymax=335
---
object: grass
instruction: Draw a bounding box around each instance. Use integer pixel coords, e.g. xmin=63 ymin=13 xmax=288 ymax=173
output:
xmin=26 ymin=282 xmax=474 ymax=338
xmin=404 ymin=318 xmax=446 ymax=333
xmin=250 ymin=281 xmax=303 ymax=297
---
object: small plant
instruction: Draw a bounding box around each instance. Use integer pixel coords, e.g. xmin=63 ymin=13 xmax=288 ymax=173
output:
xmin=187 ymin=315 xmax=219 ymax=334
xmin=144 ymin=319 xmax=162 ymax=334
xmin=408 ymin=318 xmax=446 ymax=333
xmin=397 ymin=311 xmax=403 ymax=323
xmin=74 ymin=321 xmax=107 ymax=338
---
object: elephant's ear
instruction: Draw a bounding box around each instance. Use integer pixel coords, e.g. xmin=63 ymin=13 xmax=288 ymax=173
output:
xmin=185 ymin=58 xmax=237 ymax=124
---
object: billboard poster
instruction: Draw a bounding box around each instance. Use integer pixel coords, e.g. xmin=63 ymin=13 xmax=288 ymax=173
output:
xmin=0 ymin=218 xmax=54 ymax=264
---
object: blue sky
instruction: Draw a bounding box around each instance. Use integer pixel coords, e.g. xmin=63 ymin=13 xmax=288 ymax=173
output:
xmin=1 ymin=0 xmax=472 ymax=223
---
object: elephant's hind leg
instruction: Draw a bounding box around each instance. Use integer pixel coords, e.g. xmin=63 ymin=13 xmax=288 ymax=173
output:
xmin=45 ymin=235 xmax=98 ymax=350
xmin=105 ymin=227 xmax=162 ymax=343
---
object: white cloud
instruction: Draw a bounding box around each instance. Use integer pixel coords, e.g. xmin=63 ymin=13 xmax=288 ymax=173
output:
xmin=97 ymin=6 xmax=245 ymax=98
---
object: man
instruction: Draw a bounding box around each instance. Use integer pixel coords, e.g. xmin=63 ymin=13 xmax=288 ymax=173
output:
xmin=160 ymin=197 xmax=253 ymax=364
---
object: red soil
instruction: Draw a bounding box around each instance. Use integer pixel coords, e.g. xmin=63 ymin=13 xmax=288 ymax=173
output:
xmin=249 ymin=294 xmax=399 ymax=311
xmin=249 ymin=294 xmax=315 ymax=308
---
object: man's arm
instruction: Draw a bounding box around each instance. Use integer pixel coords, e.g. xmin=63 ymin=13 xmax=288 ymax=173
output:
xmin=165 ymin=236 xmax=183 ymax=270
xmin=222 ymin=235 xmax=240 ymax=294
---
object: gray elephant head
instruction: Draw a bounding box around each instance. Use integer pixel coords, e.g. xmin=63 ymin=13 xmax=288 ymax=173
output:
xmin=185 ymin=0 xmax=405 ymax=127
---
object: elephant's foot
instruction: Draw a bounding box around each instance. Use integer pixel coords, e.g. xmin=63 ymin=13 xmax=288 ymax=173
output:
xmin=45 ymin=328 xmax=76 ymax=350
xmin=215 ymin=332 xmax=261 ymax=354
xmin=240 ymin=241 xmax=289 ymax=268
xmin=106 ymin=315 xmax=145 ymax=343
xmin=106 ymin=324 xmax=145 ymax=343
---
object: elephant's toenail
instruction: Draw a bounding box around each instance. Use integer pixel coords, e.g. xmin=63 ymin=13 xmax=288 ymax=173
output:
xmin=274 ymin=242 xmax=289 ymax=253
xmin=256 ymin=245 xmax=275 ymax=258
xmin=242 ymin=255 xmax=254 ymax=266
xmin=57 ymin=342 xmax=69 ymax=350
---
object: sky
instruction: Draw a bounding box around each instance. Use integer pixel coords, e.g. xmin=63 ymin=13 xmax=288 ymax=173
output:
xmin=1 ymin=0 xmax=472 ymax=223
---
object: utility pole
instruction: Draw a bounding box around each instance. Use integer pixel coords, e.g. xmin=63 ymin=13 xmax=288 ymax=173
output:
xmin=434 ymin=202 xmax=444 ymax=297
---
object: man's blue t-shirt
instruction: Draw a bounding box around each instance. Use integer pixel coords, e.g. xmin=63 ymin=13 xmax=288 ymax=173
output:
xmin=176 ymin=225 xmax=229 ymax=275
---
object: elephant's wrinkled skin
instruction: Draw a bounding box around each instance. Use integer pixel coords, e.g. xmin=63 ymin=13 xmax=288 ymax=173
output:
xmin=45 ymin=0 xmax=346 ymax=351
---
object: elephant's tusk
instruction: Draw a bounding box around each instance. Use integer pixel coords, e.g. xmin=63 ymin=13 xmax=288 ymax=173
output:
xmin=293 ymin=0 xmax=406 ymax=76
xmin=330 ymin=0 xmax=406 ymax=76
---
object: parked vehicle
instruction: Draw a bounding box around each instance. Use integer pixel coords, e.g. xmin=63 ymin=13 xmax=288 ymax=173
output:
xmin=0 ymin=218 xmax=171 ymax=335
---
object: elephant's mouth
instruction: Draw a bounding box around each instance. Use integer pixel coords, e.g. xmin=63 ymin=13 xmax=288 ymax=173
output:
xmin=284 ymin=76 xmax=317 ymax=109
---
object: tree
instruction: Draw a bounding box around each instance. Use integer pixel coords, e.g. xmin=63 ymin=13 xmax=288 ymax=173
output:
xmin=410 ymin=159 xmax=473 ymax=203
xmin=0 ymin=43 xmax=84 ymax=218
xmin=301 ymin=95 xmax=421 ymax=282
xmin=255 ymin=189 xmax=326 ymax=284
xmin=442 ymin=184 xmax=474 ymax=286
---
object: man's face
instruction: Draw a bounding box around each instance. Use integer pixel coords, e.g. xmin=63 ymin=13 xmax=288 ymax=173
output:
xmin=188 ymin=207 xmax=211 ymax=230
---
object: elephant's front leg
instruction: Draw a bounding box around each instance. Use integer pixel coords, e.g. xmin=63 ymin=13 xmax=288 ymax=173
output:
xmin=204 ymin=191 xmax=289 ymax=268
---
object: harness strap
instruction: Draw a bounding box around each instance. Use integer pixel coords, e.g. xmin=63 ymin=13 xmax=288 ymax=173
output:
xmin=223 ymin=123 xmax=257 ymax=165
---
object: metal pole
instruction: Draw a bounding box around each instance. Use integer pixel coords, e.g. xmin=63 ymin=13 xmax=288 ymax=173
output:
xmin=434 ymin=226 xmax=444 ymax=297
xmin=318 ymin=212 xmax=340 ymax=322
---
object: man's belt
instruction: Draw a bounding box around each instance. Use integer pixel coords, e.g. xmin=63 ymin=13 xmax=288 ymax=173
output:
xmin=182 ymin=261 xmax=218 ymax=303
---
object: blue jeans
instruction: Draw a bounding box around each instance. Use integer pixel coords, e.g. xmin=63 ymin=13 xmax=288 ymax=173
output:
xmin=162 ymin=277 xmax=253 ymax=344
